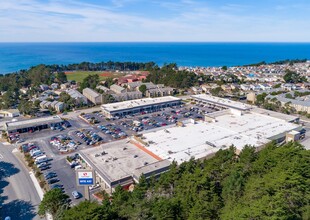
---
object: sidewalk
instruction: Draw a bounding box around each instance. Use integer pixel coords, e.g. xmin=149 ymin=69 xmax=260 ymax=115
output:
xmin=13 ymin=147 xmax=53 ymax=220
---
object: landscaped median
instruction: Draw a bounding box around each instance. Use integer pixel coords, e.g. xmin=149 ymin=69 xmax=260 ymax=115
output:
xmin=20 ymin=144 xmax=50 ymax=192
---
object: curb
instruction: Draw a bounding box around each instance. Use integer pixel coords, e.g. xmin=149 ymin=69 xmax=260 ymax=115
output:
xmin=29 ymin=171 xmax=53 ymax=220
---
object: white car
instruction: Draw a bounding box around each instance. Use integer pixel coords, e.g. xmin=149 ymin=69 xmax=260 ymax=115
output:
xmin=89 ymin=183 xmax=100 ymax=190
xmin=72 ymin=191 xmax=80 ymax=199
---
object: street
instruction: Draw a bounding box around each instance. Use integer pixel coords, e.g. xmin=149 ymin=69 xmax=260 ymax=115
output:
xmin=0 ymin=143 xmax=43 ymax=220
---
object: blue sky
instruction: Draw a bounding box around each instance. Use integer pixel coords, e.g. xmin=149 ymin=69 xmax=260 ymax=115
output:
xmin=0 ymin=0 xmax=309 ymax=42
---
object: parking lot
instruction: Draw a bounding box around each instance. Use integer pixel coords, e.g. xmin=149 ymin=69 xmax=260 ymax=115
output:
xmin=90 ymin=103 xmax=215 ymax=137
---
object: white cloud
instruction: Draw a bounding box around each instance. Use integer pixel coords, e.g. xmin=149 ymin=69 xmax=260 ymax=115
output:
xmin=0 ymin=0 xmax=309 ymax=42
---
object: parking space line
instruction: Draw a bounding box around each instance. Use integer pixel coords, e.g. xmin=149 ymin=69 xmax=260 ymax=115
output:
xmin=0 ymin=153 xmax=3 ymax=159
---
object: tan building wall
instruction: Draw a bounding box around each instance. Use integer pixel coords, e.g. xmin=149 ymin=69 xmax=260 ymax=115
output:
xmin=247 ymin=92 xmax=256 ymax=104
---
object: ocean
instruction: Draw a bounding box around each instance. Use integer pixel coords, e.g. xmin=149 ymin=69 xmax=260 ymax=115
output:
xmin=0 ymin=42 xmax=309 ymax=74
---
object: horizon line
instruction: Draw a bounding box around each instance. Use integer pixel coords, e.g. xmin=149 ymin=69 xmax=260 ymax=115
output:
xmin=1 ymin=41 xmax=310 ymax=44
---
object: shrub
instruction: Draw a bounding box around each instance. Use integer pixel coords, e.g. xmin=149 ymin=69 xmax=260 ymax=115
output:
xmin=66 ymin=156 xmax=73 ymax=162
xmin=39 ymin=181 xmax=46 ymax=188
xmin=35 ymin=171 xmax=42 ymax=178
xmin=28 ymin=160 xmax=34 ymax=168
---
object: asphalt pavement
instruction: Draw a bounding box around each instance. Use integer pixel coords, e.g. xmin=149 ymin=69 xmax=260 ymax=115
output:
xmin=0 ymin=143 xmax=44 ymax=220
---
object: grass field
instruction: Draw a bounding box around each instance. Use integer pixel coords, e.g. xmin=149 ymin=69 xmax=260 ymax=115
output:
xmin=65 ymin=71 xmax=125 ymax=82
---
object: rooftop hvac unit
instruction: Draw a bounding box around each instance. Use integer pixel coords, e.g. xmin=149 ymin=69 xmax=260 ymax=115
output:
xmin=101 ymin=151 xmax=107 ymax=156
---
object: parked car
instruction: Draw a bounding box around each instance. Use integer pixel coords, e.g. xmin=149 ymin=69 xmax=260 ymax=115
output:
xmin=40 ymin=166 xmax=51 ymax=171
xmin=44 ymin=172 xmax=56 ymax=177
xmin=48 ymin=178 xmax=60 ymax=184
xmin=72 ymin=190 xmax=80 ymax=199
xmin=45 ymin=173 xmax=57 ymax=180
xmin=37 ymin=162 xmax=51 ymax=168
xmin=89 ymin=183 xmax=100 ymax=190
xmin=51 ymin=184 xmax=64 ymax=189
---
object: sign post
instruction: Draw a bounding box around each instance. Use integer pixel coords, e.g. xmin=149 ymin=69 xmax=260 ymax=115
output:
xmin=76 ymin=170 xmax=95 ymax=201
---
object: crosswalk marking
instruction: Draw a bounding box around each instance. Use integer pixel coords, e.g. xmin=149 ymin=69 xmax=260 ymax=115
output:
xmin=0 ymin=153 xmax=3 ymax=159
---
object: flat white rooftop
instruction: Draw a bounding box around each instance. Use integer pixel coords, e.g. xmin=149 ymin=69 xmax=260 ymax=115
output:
xmin=251 ymin=107 xmax=299 ymax=122
xmin=5 ymin=115 xmax=63 ymax=130
xmin=79 ymin=139 xmax=159 ymax=185
xmin=140 ymin=112 xmax=299 ymax=164
xmin=191 ymin=94 xmax=251 ymax=111
xmin=101 ymin=96 xmax=181 ymax=112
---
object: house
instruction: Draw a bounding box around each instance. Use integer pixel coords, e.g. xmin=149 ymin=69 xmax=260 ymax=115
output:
xmin=111 ymin=91 xmax=143 ymax=102
xmin=0 ymin=109 xmax=20 ymax=118
xmin=50 ymin=100 xmax=59 ymax=109
xmin=221 ymin=85 xmax=232 ymax=92
xmin=40 ymin=100 xmax=64 ymax=112
xmin=231 ymin=84 xmax=240 ymax=90
xmin=281 ymin=83 xmax=294 ymax=91
xmin=191 ymin=87 xmax=203 ymax=94
xmin=201 ymin=84 xmax=212 ymax=92
xmin=145 ymin=87 xmax=174 ymax=98
xmin=40 ymin=101 xmax=52 ymax=109
xmin=40 ymin=84 xmax=49 ymax=91
xmin=240 ymin=84 xmax=251 ymax=91
xmin=110 ymin=84 xmax=126 ymax=94
xmin=54 ymin=102 xmax=65 ymax=112
xmin=250 ymin=84 xmax=261 ymax=91
xmin=246 ymin=92 xmax=257 ymax=104
xmin=126 ymin=82 xmax=160 ymax=91
xmin=60 ymin=83 xmax=70 ymax=90
xmin=83 ymin=88 xmax=103 ymax=105
xmin=96 ymin=85 xmax=110 ymax=93
xmin=66 ymin=89 xmax=88 ymax=105
xmin=20 ymin=87 xmax=29 ymax=94
xmin=259 ymin=84 xmax=272 ymax=90
xmin=51 ymin=83 xmax=59 ymax=90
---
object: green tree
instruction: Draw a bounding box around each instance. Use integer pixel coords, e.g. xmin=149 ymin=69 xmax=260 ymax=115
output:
xmin=255 ymin=92 xmax=267 ymax=105
xmin=33 ymin=99 xmax=41 ymax=108
xmin=18 ymin=100 xmax=35 ymax=115
xmin=62 ymin=201 xmax=117 ymax=220
xmin=104 ymin=77 xmax=114 ymax=88
xmin=55 ymin=71 xmax=67 ymax=83
xmin=221 ymin=66 xmax=228 ymax=71
xmin=139 ymin=84 xmax=147 ymax=96
xmin=285 ymin=93 xmax=294 ymax=99
xmin=1 ymin=91 xmax=14 ymax=108
xmin=283 ymin=69 xmax=307 ymax=83
xmin=80 ymin=74 xmax=100 ymax=90
xmin=210 ymin=87 xmax=223 ymax=96
xmin=38 ymin=189 xmax=69 ymax=217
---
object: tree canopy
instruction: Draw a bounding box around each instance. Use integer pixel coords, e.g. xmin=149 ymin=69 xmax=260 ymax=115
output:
xmin=57 ymin=141 xmax=310 ymax=220
xmin=145 ymin=64 xmax=201 ymax=88
xmin=138 ymin=84 xmax=147 ymax=95
xmin=283 ymin=70 xmax=307 ymax=83
xmin=80 ymin=74 xmax=100 ymax=90
xmin=38 ymin=189 xmax=69 ymax=217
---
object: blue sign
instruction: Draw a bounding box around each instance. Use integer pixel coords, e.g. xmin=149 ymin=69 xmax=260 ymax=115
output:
xmin=77 ymin=170 xmax=94 ymax=186
xmin=79 ymin=178 xmax=94 ymax=185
